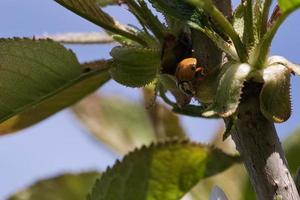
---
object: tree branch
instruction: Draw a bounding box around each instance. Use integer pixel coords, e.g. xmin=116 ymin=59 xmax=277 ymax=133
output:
xmin=230 ymin=82 xmax=300 ymax=200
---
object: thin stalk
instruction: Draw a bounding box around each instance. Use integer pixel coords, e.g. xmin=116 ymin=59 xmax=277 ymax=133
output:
xmin=252 ymin=13 xmax=286 ymax=68
xmin=243 ymin=0 xmax=255 ymax=47
xmin=188 ymin=0 xmax=247 ymax=61
xmin=260 ymin=0 xmax=273 ymax=37
xmin=188 ymin=22 xmax=239 ymax=61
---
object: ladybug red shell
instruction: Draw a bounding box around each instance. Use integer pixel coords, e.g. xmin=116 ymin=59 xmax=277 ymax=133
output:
xmin=175 ymin=58 xmax=205 ymax=96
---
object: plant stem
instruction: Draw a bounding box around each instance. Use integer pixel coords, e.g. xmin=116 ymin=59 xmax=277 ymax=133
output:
xmin=260 ymin=0 xmax=273 ymax=37
xmin=208 ymin=5 xmax=248 ymax=62
xmin=230 ymin=82 xmax=300 ymax=200
xmin=243 ymin=0 xmax=255 ymax=47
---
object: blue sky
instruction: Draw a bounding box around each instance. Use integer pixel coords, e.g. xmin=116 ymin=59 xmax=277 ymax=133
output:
xmin=0 ymin=0 xmax=300 ymax=199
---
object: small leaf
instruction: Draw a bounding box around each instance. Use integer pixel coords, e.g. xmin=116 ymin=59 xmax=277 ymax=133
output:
xmin=88 ymin=140 xmax=239 ymax=200
xmin=278 ymin=0 xmax=300 ymax=13
xmin=110 ymin=46 xmax=160 ymax=87
xmin=268 ymin=55 xmax=300 ymax=76
xmin=260 ymin=64 xmax=291 ymax=123
xmin=8 ymin=172 xmax=100 ymax=200
xmin=0 ymin=60 xmax=110 ymax=135
xmin=0 ymin=38 xmax=93 ymax=132
xmin=203 ymin=63 xmax=251 ymax=117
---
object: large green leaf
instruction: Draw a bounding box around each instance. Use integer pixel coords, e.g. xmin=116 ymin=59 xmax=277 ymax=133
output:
xmin=8 ymin=172 xmax=100 ymax=200
xmin=278 ymin=0 xmax=300 ymax=13
xmin=0 ymin=60 xmax=110 ymax=135
xmin=203 ymin=62 xmax=251 ymax=117
xmin=110 ymin=46 xmax=160 ymax=87
xmin=88 ymin=140 xmax=239 ymax=200
xmin=73 ymin=95 xmax=156 ymax=154
xmin=260 ymin=64 xmax=291 ymax=123
xmin=0 ymin=38 xmax=98 ymax=133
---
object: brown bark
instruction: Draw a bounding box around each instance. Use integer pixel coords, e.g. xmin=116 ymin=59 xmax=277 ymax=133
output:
xmin=230 ymin=82 xmax=300 ymax=200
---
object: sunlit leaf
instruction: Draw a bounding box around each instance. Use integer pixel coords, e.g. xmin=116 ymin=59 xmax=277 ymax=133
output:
xmin=110 ymin=46 xmax=160 ymax=87
xmin=260 ymin=64 xmax=291 ymax=123
xmin=203 ymin=62 xmax=251 ymax=117
xmin=232 ymin=5 xmax=244 ymax=39
xmin=8 ymin=172 xmax=100 ymax=200
xmin=0 ymin=60 xmax=110 ymax=135
xmin=88 ymin=140 xmax=239 ymax=200
xmin=278 ymin=0 xmax=300 ymax=13
xmin=73 ymin=95 xmax=156 ymax=154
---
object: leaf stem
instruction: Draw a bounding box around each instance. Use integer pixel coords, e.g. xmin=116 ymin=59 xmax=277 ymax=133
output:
xmin=188 ymin=0 xmax=247 ymax=61
xmin=260 ymin=0 xmax=273 ymax=37
xmin=188 ymin=22 xmax=239 ymax=61
xmin=243 ymin=0 xmax=255 ymax=47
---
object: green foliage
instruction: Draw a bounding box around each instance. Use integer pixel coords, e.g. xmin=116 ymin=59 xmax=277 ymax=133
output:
xmin=88 ymin=140 xmax=238 ymax=200
xmin=95 ymin=0 xmax=119 ymax=7
xmin=203 ymin=62 xmax=251 ymax=117
xmin=110 ymin=46 xmax=160 ymax=87
xmin=260 ymin=64 xmax=291 ymax=123
xmin=0 ymin=38 xmax=82 ymax=126
xmin=8 ymin=172 xmax=100 ymax=200
xmin=278 ymin=0 xmax=300 ymax=13
xmin=0 ymin=61 xmax=110 ymax=135
xmin=149 ymin=0 xmax=207 ymax=27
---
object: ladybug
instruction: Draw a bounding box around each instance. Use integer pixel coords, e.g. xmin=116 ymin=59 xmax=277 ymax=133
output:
xmin=175 ymin=58 xmax=205 ymax=96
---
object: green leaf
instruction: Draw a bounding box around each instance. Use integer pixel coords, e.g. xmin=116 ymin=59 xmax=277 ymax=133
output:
xmin=260 ymin=64 xmax=291 ymax=123
xmin=0 ymin=38 xmax=99 ymax=132
xmin=8 ymin=172 xmax=100 ymax=200
xmin=88 ymin=140 xmax=239 ymax=200
xmin=110 ymin=46 xmax=160 ymax=87
xmin=0 ymin=60 xmax=110 ymax=135
xmin=148 ymin=0 xmax=207 ymax=27
xmin=54 ymin=0 xmax=146 ymax=46
xmin=278 ymin=0 xmax=300 ymax=13
xmin=203 ymin=62 xmax=251 ymax=117
xmin=95 ymin=0 xmax=119 ymax=7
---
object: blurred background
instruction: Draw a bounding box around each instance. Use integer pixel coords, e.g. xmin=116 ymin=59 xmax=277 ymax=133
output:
xmin=0 ymin=0 xmax=299 ymax=199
